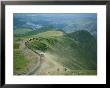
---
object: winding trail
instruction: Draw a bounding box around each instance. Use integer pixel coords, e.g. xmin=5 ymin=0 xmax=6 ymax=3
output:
xmin=19 ymin=38 xmax=71 ymax=75
xmin=19 ymin=39 xmax=43 ymax=75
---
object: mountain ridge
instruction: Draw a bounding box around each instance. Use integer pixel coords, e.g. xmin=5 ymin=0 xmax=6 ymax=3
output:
xmin=26 ymin=30 xmax=97 ymax=70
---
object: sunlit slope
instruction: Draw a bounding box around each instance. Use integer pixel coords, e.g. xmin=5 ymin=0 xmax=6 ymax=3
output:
xmin=27 ymin=30 xmax=97 ymax=70
xmin=14 ymin=28 xmax=32 ymax=35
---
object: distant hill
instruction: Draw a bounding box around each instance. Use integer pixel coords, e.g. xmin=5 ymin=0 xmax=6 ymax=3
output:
xmin=14 ymin=13 xmax=97 ymax=38
xmin=14 ymin=28 xmax=33 ymax=35
xmin=26 ymin=30 xmax=97 ymax=70
xmin=14 ymin=26 xmax=56 ymax=36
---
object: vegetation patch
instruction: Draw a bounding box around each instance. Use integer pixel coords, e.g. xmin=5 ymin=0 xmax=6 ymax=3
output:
xmin=26 ymin=30 xmax=96 ymax=71
xmin=14 ymin=50 xmax=28 ymax=75
xmin=14 ymin=43 xmax=20 ymax=49
xmin=14 ymin=28 xmax=32 ymax=35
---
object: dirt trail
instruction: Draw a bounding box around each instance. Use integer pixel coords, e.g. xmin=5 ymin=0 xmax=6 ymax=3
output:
xmin=33 ymin=53 xmax=71 ymax=75
xmin=19 ymin=39 xmax=41 ymax=75
xmin=19 ymin=39 xmax=70 ymax=75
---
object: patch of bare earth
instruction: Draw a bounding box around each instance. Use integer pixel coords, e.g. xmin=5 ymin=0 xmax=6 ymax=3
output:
xmin=19 ymin=39 xmax=40 ymax=74
xmin=33 ymin=52 xmax=72 ymax=75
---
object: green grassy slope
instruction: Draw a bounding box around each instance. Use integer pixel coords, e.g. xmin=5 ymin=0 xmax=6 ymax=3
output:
xmin=14 ymin=27 xmax=59 ymax=38
xmin=26 ymin=30 xmax=97 ymax=70
xmin=14 ymin=50 xmax=28 ymax=75
xmin=14 ymin=28 xmax=32 ymax=35
xmin=13 ymin=36 xmax=29 ymax=75
xmin=67 ymin=30 xmax=97 ymax=66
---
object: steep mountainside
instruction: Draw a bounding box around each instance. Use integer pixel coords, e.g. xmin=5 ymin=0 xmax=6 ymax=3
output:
xmin=26 ymin=30 xmax=97 ymax=70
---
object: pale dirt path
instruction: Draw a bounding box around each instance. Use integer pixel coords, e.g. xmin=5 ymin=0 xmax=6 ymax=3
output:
xmin=33 ymin=53 xmax=71 ymax=75
xmin=19 ymin=38 xmax=71 ymax=75
xmin=19 ymin=39 xmax=41 ymax=75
